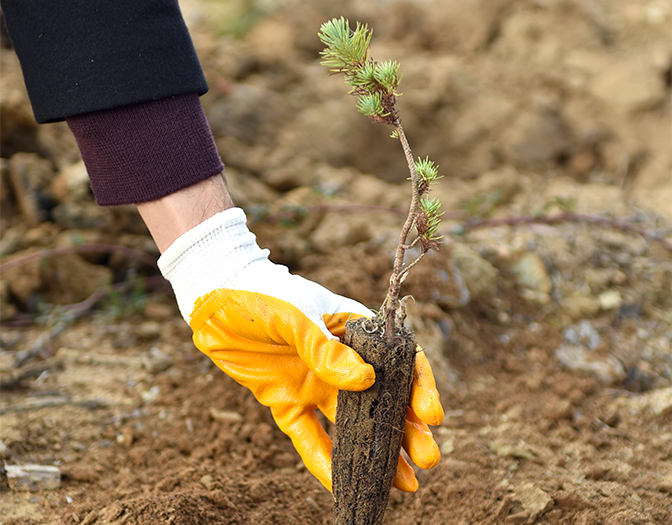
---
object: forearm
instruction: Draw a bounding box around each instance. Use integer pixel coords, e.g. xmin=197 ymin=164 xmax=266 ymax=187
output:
xmin=136 ymin=173 xmax=235 ymax=254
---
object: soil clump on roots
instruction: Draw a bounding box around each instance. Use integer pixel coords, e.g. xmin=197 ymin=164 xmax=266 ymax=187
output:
xmin=333 ymin=318 xmax=416 ymax=525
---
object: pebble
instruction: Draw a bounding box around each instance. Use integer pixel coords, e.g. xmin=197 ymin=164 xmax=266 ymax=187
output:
xmin=450 ymin=243 xmax=498 ymax=299
xmin=510 ymin=252 xmax=552 ymax=295
xmin=488 ymin=440 xmax=534 ymax=460
xmin=555 ymin=345 xmax=626 ymax=384
xmin=563 ymin=320 xmax=601 ymax=350
xmin=626 ymin=387 xmax=672 ymax=418
xmin=140 ymin=385 xmax=160 ymax=404
xmin=209 ymin=408 xmax=244 ymax=423
xmin=560 ymin=295 xmax=600 ymax=320
xmin=598 ymin=290 xmax=623 ymax=311
xmin=514 ymin=482 xmax=553 ymax=518
xmin=5 ymin=465 xmax=61 ymax=491
xmin=200 ymin=474 xmax=214 ymax=490
xmin=440 ymin=436 xmax=455 ymax=455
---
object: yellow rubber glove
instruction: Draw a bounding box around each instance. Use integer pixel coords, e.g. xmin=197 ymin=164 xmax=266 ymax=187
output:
xmin=158 ymin=208 xmax=444 ymax=492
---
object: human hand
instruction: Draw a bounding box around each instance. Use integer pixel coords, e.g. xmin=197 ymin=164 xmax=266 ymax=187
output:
xmin=158 ymin=208 xmax=444 ymax=491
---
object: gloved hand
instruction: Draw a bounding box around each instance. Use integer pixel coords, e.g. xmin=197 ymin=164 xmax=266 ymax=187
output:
xmin=158 ymin=207 xmax=444 ymax=492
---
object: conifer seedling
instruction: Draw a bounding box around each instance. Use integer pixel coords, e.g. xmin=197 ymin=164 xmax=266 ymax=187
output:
xmin=319 ymin=18 xmax=443 ymax=525
xmin=319 ymin=17 xmax=443 ymax=341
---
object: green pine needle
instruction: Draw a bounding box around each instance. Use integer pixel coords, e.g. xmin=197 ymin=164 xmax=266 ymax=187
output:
xmin=419 ymin=197 xmax=444 ymax=240
xmin=374 ymin=61 xmax=401 ymax=93
xmin=348 ymin=60 xmax=378 ymax=92
xmin=318 ymin=17 xmax=372 ymax=71
xmin=415 ymin=157 xmax=441 ymax=184
xmin=357 ymin=92 xmax=387 ymax=117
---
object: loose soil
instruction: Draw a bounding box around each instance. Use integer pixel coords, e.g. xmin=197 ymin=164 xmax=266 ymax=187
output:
xmin=1 ymin=1 xmax=671 ymax=524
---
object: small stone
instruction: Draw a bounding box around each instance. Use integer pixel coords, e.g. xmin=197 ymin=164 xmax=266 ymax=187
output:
xmin=560 ymin=295 xmax=600 ymax=320
xmin=6 ymin=465 xmax=61 ymax=491
xmin=544 ymin=399 xmax=574 ymax=421
xmin=555 ymin=345 xmax=626 ymax=384
xmin=200 ymin=474 xmax=214 ymax=490
xmin=264 ymin=155 xmax=316 ymax=191
xmin=117 ymin=426 xmax=134 ymax=448
xmin=563 ymin=320 xmax=601 ymax=351
xmin=520 ymin=288 xmax=551 ymax=305
xmin=598 ymin=290 xmax=623 ymax=311
xmin=450 ymin=243 xmax=499 ymax=299
xmin=503 ymin=109 xmax=574 ymax=166
xmin=631 ymin=387 xmax=672 ymax=417
xmin=209 ymin=408 xmax=243 ymax=423
xmin=440 ymin=437 xmax=455 ymax=455
xmin=2 ymin=249 xmax=42 ymax=303
xmin=7 ymin=153 xmax=54 ymax=226
xmin=489 ymin=440 xmax=534 ymax=460
xmin=510 ymin=252 xmax=551 ymax=294
xmin=140 ymin=385 xmax=160 ymax=404
xmin=206 ymin=488 xmax=236 ymax=509
xmin=65 ymin=463 xmax=100 ymax=484
xmin=514 ymin=482 xmax=553 ymax=518
xmin=310 ymin=211 xmax=373 ymax=254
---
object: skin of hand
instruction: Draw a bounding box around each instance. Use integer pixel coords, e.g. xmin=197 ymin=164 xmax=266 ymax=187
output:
xmin=138 ymin=174 xmax=444 ymax=491
xmin=136 ymin=173 xmax=235 ymax=253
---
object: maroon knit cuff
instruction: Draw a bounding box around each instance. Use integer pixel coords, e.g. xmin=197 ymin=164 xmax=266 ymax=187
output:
xmin=66 ymin=93 xmax=224 ymax=206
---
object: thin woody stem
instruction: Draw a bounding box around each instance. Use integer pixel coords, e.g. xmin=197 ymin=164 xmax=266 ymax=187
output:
xmin=402 ymin=236 xmax=422 ymax=250
xmin=398 ymin=251 xmax=427 ymax=285
xmin=383 ymin=122 xmax=420 ymax=341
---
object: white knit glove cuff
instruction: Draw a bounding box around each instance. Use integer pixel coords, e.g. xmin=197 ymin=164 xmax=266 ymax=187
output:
xmin=157 ymin=207 xmax=268 ymax=321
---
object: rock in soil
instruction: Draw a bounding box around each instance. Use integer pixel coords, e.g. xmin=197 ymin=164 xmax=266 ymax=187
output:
xmin=4 ymin=465 xmax=61 ymax=491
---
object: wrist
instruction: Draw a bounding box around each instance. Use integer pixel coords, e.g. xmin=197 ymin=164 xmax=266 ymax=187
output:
xmin=157 ymin=207 xmax=268 ymax=321
xmin=137 ymin=173 xmax=235 ymax=253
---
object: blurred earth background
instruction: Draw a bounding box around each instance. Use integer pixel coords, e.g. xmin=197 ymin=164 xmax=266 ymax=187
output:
xmin=1 ymin=0 xmax=671 ymax=523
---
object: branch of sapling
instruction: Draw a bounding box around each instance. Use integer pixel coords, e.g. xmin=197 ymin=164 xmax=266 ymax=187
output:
xmin=319 ymin=17 xmax=443 ymax=342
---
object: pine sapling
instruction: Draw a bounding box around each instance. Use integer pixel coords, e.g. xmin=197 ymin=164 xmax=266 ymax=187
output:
xmin=319 ymin=17 xmax=443 ymax=525
xmin=319 ymin=17 xmax=443 ymax=342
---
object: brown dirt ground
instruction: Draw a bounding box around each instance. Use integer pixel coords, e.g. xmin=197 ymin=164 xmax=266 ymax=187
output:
xmin=1 ymin=1 xmax=671 ymax=524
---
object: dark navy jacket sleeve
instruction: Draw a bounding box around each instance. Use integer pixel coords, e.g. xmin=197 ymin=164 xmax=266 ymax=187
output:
xmin=1 ymin=0 xmax=209 ymax=123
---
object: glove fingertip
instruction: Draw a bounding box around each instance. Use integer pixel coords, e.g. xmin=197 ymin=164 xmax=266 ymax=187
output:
xmin=316 ymin=340 xmax=375 ymax=391
xmin=411 ymin=351 xmax=444 ymax=426
xmin=392 ymin=455 xmax=418 ymax=493
xmin=419 ymin=401 xmax=444 ymax=427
